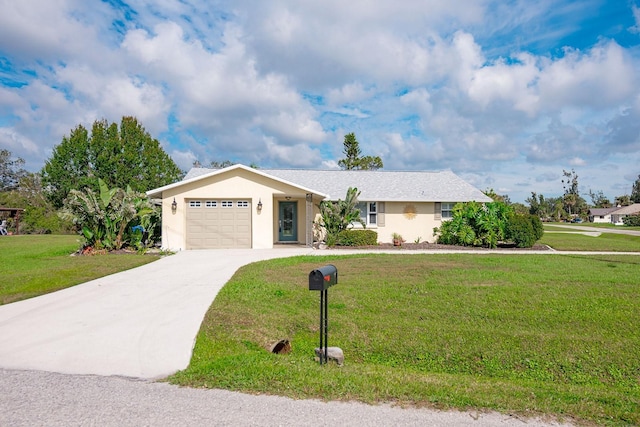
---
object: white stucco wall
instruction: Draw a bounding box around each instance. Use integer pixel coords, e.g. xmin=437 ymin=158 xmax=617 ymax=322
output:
xmin=376 ymin=202 xmax=440 ymax=244
xmin=159 ymin=168 xmax=318 ymax=250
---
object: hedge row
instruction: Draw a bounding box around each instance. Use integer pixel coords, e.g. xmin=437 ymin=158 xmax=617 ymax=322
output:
xmin=337 ymin=229 xmax=378 ymax=246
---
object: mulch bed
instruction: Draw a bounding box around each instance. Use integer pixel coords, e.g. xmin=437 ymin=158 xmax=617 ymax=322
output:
xmin=327 ymin=242 xmax=551 ymax=251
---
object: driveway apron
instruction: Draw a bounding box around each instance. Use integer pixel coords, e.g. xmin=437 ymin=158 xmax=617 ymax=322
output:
xmin=0 ymin=248 xmax=313 ymax=379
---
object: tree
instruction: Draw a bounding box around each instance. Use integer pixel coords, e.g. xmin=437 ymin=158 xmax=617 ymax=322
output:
xmin=484 ymin=188 xmax=512 ymax=205
xmin=631 ymin=175 xmax=640 ymax=203
xmin=337 ymin=133 xmax=383 ymax=170
xmin=0 ymin=173 xmax=71 ymax=234
xmin=42 ymin=117 xmax=183 ymax=208
xmin=588 ymin=190 xmax=612 ymax=208
xmin=0 ymin=149 xmax=28 ymax=192
xmin=561 ymin=169 xmax=587 ymax=216
xmin=615 ymin=195 xmax=631 ymax=207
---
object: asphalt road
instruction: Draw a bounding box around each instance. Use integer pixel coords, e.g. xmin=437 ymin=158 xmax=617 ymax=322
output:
xmin=0 ymin=369 xmax=573 ymax=427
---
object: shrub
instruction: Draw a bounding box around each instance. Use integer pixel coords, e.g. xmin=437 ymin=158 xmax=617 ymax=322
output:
xmin=506 ymin=214 xmax=536 ymax=248
xmin=337 ymin=229 xmax=378 ymax=246
xmin=529 ymin=214 xmax=544 ymax=240
xmin=433 ymin=201 xmax=512 ymax=248
xmin=622 ymin=214 xmax=640 ymax=227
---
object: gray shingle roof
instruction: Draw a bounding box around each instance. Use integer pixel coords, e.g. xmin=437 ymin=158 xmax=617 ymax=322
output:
xmin=182 ymin=167 xmax=491 ymax=202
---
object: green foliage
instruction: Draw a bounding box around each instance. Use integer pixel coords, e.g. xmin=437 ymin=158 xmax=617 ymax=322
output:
xmin=622 ymin=213 xmax=640 ymax=226
xmin=506 ymin=214 xmax=536 ymax=248
xmin=60 ymin=178 xmax=159 ymax=251
xmin=632 ymin=174 xmax=640 ymax=203
xmin=337 ymin=133 xmax=383 ymax=170
xmin=529 ymin=214 xmax=544 ymax=241
xmin=561 ymin=169 xmax=588 ymax=216
xmin=316 ymin=187 xmax=365 ymax=246
xmin=337 ymin=229 xmax=378 ymax=246
xmin=42 ymin=117 xmax=183 ymax=208
xmin=527 ymin=192 xmax=564 ymax=221
xmin=615 ymin=194 xmax=632 ymax=207
xmin=588 ymin=189 xmax=611 ymax=208
xmin=0 ymin=173 xmax=71 ymax=234
xmin=434 ymin=202 xmax=513 ymax=248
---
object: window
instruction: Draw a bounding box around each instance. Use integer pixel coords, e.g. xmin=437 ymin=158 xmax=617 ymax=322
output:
xmin=237 ymin=201 xmax=249 ymax=208
xmin=356 ymin=201 xmax=377 ymax=226
xmin=221 ymin=201 xmax=233 ymax=208
xmin=205 ymin=201 xmax=217 ymax=208
xmin=441 ymin=202 xmax=455 ymax=219
xmin=189 ymin=200 xmax=202 ymax=208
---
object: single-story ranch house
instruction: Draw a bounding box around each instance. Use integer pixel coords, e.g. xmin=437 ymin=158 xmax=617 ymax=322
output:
xmin=147 ymin=164 xmax=492 ymax=250
xmin=588 ymin=204 xmax=640 ymax=225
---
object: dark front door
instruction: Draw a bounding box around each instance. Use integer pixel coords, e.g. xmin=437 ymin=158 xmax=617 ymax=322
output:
xmin=278 ymin=201 xmax=297 ymax=242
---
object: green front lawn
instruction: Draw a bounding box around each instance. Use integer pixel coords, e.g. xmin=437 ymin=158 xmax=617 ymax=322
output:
xmin=0 ymin=235 xmax=159 ymax=305
xmin=172 ymin=254 xmax=640 ymax=426
xmin=541 ymin=231 xmax=640 ymax=252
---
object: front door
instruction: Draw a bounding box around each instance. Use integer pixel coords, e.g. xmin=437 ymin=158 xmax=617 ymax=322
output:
xmin=278 ymin=201 xmax=297 ymax=242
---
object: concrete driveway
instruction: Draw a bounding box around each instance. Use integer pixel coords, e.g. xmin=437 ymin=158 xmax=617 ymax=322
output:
xmin=0 ymin=248 xmax=314 ymax=379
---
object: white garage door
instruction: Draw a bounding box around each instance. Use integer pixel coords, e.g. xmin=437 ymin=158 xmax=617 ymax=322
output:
xmin=185 ymin=199 xmax=252 ymax=249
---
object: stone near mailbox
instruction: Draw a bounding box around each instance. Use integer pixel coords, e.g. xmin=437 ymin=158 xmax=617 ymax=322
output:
xmin=308 ymin=264 xmax=338 ymax=291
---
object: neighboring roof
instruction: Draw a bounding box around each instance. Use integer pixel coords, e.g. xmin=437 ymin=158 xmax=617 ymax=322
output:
xmin=611 ymin=203 xmax=640 ymax=215
xmin=588 ymin=207 xmax=617 ymax=216
xmin=156 ymin=165 xmax=492 ymax=203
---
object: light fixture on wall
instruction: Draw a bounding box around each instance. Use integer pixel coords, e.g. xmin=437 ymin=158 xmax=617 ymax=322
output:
xmin=257 ymin=198 xmax=263 ymax=211
xmin=171 ymin=198 xmax=177 ymax=213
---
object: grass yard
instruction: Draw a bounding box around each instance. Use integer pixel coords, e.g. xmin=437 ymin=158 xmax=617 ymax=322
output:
xmin=171 ymin=254 xmax=640 ymax=426
xmin=0 ymin=235 xmax=160 ymax=305
xmin=541 ymin=232 xmax=640 ymax=252
xmin=550 ymin=222 xmax=640 ymax=231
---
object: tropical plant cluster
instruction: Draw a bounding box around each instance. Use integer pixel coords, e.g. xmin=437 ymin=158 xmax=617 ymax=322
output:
xmin=316 ymin=187 xmax=364 ymax=246
xmin=434 ymin=202 xmax=543 ymax=248
xmin=60 ymin=179 xmax=159 ymax=252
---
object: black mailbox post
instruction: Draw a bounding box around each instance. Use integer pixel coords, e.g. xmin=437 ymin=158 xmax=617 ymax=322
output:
xmin=309 ymin=265 xmax=338 ymax=364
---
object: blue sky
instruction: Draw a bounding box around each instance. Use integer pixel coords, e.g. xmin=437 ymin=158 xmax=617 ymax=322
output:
xmin=1 ymin=0 xmax=640 ymax=203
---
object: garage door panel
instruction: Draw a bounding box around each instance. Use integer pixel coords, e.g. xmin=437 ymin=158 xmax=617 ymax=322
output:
xmin=186 ymin=199 xmax=251 ymax=249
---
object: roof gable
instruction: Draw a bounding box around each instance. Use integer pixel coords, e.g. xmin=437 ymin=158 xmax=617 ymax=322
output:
xmin=147 ymin=164 xmax=327 ymax=198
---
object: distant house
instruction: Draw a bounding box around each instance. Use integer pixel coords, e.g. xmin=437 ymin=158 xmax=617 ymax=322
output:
xmin=147 ymin=164 xmax=492 ymax=250
xmin=610 ymin=204 xmax=640 ymax=225
xmin=588 ymin=207 xmax=617 ymax=223
xmin=589 ymin=204 xmax=640 ymax=225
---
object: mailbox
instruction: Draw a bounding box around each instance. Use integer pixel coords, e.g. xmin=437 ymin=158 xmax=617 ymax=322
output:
xmin=308 ymin=264 xmax=338 ymax=291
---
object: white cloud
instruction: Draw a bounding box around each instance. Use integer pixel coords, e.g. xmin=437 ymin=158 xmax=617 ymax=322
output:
xmin=538 ymin=42 xmax=634 ymax=109
xmin=264 ymin=137 xmax=322 ymax=167
xmin=0 ymin=127 xmax=39 ymax=154
xmin=630 ymin=5 xmax=640 ymax=33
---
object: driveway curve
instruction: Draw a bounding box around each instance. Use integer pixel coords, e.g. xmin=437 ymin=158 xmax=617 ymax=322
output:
xmin=0 ymin=248 xmax=315 ymax=378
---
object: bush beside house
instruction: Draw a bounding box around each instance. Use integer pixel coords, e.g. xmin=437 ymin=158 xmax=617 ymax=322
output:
xmin=434 ymin=202 xmax=543 ymax=248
